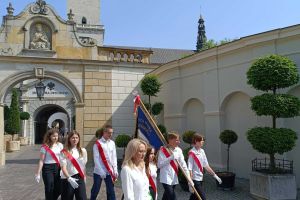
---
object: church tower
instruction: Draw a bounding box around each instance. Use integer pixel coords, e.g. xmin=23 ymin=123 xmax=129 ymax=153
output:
xmin=67 ymin=0 xmax=101 ymax=25
xmin=196 ymin=15 xmax=206 ymax=51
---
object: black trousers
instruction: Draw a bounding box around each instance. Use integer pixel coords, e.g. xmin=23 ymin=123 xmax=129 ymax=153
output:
xmin=42 ymin=163 xmax=61 ymax=200
xmin=189 ymin=180 xmax=206 ymax=200
xmin=61 ymin=174 xmax=87 ymax=200
xmin=162 ymin=183 xmax=177 ymax=200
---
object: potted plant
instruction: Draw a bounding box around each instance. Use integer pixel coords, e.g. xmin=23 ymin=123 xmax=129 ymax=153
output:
xmin=216 ymin=129 xmax=238 ymax=190
xmin=246 ymin=55 xmax=299 ymax=199
xmin=19 ymin=111 xmax=30 ymax=146
xmin=178 ymin=130 xmax=196 ymax=191
xmin=115 ymin=134 xmax=131 ymax=170
xmin=6 ymin=89 xmax=21 ymax=152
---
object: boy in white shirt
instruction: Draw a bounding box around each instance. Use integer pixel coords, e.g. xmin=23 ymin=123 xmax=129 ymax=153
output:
xmin=158 ymin=132 xmax=192 ymax=200
xmin=90 ymin=125 xmax=118 ymax=200
xmin=188 ymin=134 xmax=222 ymax=200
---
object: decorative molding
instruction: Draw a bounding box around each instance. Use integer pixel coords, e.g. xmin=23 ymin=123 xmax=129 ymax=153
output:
xmin=0 ymin=48 xmax=13 ymax=56
xmin=204 ymin=111 xmax=224 ymax=116
xmin=79 ymin=36 xmax=97 ymax=47
xmin=35 ymin=67 xmax=44 ymax=78
xmin=30 ymin=0 xmax=49 ymax=15
xmin=164 ymin=114 xmax=185 ymax=119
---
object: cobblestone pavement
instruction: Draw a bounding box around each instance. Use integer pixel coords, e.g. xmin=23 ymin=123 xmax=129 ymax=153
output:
xmin=0 ymin=145 xmax=298 ymax=200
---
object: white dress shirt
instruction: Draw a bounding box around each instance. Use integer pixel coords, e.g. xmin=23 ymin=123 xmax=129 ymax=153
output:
xmin=40 ymin=143 xmax=63 ymax=164
xmin=60 ymin=147 xmax=87 ymax=179
xmin=121 ymin=165 xmax=151 ymax=200
xmin=157 ymin=146 xmax=189 ymax=185
xmin=149 ymin=163 xmax=158 ymax=200
xmin=93 ymin=137 xmax=118 ymax=177
xmin=188 ymin=147 xmax=208 ymax=181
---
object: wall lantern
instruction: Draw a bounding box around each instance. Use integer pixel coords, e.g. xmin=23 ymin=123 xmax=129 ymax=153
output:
xmin=35 ymin=80 xmax=46 ymax=100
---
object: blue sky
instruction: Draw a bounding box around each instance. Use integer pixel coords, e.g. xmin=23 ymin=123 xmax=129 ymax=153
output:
xmin=1 ymin=0 xmax=300 ymax=50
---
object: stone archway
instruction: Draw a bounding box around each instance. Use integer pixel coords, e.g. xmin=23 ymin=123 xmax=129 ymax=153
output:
xmin=0 ymin=69 xmax=84 ymax=166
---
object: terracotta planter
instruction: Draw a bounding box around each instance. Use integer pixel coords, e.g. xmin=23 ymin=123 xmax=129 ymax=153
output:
xmin=4 ymin=135 xmax=12 ymax=143
xmin=12 ymin=134 xmax=19 ymax=141
xmin=7 ymin=140 xmax=20 ymax=152
xmin=19 ymin=137 xmax=28 ymax=146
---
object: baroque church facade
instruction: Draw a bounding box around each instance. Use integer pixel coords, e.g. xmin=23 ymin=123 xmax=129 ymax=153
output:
xmin=0 ymin=0 xmax=193 ymax=165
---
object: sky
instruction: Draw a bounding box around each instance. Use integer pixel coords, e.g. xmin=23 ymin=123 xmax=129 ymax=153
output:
xmin=1 ymin=0 xmax=300 ymax=50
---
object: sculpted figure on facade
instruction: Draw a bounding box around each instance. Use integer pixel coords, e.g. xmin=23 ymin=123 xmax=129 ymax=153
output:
xmin=30 ymin=24 xmax=50 ymax=50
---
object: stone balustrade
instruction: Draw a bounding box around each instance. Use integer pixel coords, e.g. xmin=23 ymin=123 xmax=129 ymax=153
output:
xmin=98 ymin=46 xmax=152 ymax=64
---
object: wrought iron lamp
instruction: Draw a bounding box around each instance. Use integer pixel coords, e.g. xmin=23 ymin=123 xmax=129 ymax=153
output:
xmin=35 ymin=80 xmax=46 ymax=100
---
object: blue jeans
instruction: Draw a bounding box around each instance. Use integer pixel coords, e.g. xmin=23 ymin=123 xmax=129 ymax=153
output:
xmin=90 ymin=173 xmax=116 ymax=200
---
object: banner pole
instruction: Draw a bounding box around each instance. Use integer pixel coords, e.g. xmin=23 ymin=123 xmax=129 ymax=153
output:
xmin=138 ymin=100 xmax=202 ymax=200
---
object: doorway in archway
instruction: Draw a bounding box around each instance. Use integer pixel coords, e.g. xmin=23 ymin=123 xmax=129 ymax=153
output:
xmin=34 ymin=105 xmax=69 ymax=144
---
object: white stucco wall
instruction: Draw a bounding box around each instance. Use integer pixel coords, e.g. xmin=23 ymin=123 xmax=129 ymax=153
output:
xmin=151 ymin=25 xmax=300 ymax=186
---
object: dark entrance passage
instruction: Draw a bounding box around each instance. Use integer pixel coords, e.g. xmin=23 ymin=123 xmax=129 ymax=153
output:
xmin=34 ymin=105 xmax=68 ymax=144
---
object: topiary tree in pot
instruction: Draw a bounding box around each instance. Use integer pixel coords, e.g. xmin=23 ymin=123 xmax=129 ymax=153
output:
xmin=115 ymin=134 xmax=132 ymax=170
xmin=217 ymin=129 xmax=238 ymax=189
xmin=246 ymin=54 xmax=300 ymax=199
xmin=19 ymin=112 xmax=30 ymax=146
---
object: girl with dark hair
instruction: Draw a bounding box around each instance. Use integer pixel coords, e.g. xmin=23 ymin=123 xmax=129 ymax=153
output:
xmin=145 ymin=147 xmax=158 ymax=200
xmin=60 ymin=130 xmax=88 ymax=200
xmin=35 ymin=128 xmax=63 ymax=200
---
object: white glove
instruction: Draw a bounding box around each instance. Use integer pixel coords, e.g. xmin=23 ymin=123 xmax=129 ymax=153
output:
xmin=188 ymin=183 xmax=194 ymax=193
xmin=214 ymin=174 xmax=222 ymax=184
xmin=67 ymin=177 xmax=79 ymax=189
xmin=35 ymin=174 xmax=40 ymax=183
xmin=113 ymin=171 xmax=119 ymax=178
xmin=171 ymin=151 xmax=180 ymax=160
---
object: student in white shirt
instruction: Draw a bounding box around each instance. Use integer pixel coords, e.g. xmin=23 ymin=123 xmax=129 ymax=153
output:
xmin=60 ymin=130 xmax=88 ymax=200
xmin=158 ymin=132 xmax=193 ymax=200
xmin=121 ymin=138 xmax=152 ymax=200
xmin=145 ymin=147 xmax=158 ymax=200
xmin=188 ymin=134 xmax=222 ymax=200
xmin=90 ymin=125 xmax=118 ymax=200
xmin=35 ymin=128 xmax=63 ymax=200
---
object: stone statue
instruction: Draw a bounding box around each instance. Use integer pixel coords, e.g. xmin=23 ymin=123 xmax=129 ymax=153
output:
xmin=30 ymin=24 xmax=50 ymax=50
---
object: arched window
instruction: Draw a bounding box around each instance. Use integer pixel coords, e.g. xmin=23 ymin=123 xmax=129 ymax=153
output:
xmin=82 ymin=17 xmax=87 ymax=24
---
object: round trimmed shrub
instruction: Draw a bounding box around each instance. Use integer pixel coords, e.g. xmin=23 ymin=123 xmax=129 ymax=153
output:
xmin=151 ymin=102 xmax=164 ymax=115
xmin=20 ymin=112 xmax=30 ymax=120
xmin=182 ymin=130 xmax=196 ymax=146
xmin=219 ymin=130 xmax=238 ymax=146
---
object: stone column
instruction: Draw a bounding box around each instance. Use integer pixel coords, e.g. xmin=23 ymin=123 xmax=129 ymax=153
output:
xmin=75 ymin=103 xmax=85 ymax=147
xmin=20 ymin=98 xmax=29 ymax=137
xmin=0 ymin=104 xmax=6 ymax=165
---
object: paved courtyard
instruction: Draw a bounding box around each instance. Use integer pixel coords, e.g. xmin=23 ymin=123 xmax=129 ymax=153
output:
xmin=0 ymin=145 xmax=298 ymax=200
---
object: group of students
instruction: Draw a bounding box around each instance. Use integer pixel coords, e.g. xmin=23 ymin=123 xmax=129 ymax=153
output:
xmin=35 ymin=124 xmax=222 ymax=200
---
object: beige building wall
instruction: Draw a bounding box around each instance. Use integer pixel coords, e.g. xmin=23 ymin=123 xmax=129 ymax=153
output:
xmin=151 ymin=25 xmax=300 ymax=186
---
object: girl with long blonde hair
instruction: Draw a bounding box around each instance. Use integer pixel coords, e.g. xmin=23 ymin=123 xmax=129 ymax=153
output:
xmin=121 ymin=138 xmax=152 ymax=200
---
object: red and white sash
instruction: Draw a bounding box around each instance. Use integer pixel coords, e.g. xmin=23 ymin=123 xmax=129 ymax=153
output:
xmin=188 ymin=151 xmax=203 ymax=173
xmin=61 ymin=149 xmax=85 ymax=179
xmin=41 ymin=144 xmax=60 ymax=167
xmin=148 ymin=172 xmax=157 ymax=195
xmin=95 ymin=140 xmax=117 ymax=182
xmin=161 ymin=146 xmax=178 ymax=174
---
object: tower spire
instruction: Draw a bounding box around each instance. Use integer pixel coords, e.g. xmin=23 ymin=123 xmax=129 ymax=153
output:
xmin=196 ymin=14 xmax=207 ymax=51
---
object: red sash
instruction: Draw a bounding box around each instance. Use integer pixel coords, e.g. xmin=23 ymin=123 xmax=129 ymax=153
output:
xmin=161 ymin=147 xmax=178 ymax=174
xmin=42 ymin=144 xmax=60 ymax=167
xmin=61 ymin=149 xmax=85 ymax=179
xmin=148 ymin=173 xmax=157 ymax=194
xmin=188 ymin=151 xmax=203 ymax=173
xmin=95 ymin=141 xmax=117 ymax=182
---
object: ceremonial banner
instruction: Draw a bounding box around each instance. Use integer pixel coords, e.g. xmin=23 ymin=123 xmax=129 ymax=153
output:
xmin=136 ymin=104 xmax=164 ymax=150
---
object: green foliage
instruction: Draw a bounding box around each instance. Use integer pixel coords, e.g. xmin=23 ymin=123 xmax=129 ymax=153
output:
xmin=115 ymin=134 xmax=132 ymax=148
xmin=182 ymin=130 xmax=196 ymax=146
xmin=219 ymin=130 xmax=238 ymax=146
xmin=115 ymin=134 xmax=132 ymax=156
xmin=4 ymin=105 xmax=9 ymax=121
xmin=6 ymin=89 xmax=21 ymax=135
xmin=158 ymin=124 xmax=167 ymax=141
xmin=247 ymin=127 xmax=297 ymax=155
xmin=247 ymin=55 xmax=299 ymax=91
xmin=200 ymin=38 xmax=233 ymax=51
xmin=251 ymin=94 xmax=300 ymax=118
xmin=151 ymin=102 xmax=164 ymax=115
xmin=143 ymin=102 xmax=151 ymax=111
xmin=20 ymin=112 xmax=30 ymax=120
xmin=183 ymin=147 xmax=192 ymax=160
xmin=140 ymin=75 xmax=161 ymax=97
